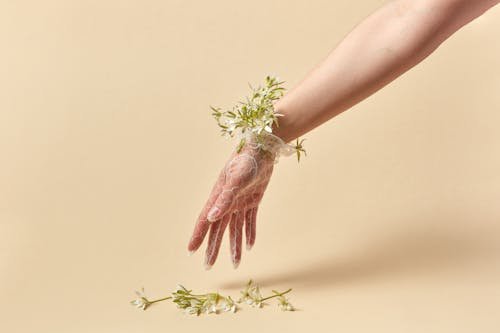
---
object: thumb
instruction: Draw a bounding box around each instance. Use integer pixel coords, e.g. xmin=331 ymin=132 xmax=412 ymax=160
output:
xmin=207 ymin=186 xmax=236 ymax=222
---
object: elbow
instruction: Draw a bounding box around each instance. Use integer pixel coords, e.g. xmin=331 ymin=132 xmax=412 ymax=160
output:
xmin=413 ymin=0 xmax=499 ymax=39
xmin=431 ymin=0 xmax=499 ymax=18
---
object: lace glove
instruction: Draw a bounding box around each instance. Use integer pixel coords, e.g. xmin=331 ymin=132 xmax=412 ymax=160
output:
xmin=187 ymin=133 xmax=294 ymax=269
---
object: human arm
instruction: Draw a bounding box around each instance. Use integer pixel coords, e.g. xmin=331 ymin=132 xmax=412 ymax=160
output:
xmin=187 ymin=0 xmax=499 ymax=269
xmin=273 ymin=0 xmax=499 ymax=142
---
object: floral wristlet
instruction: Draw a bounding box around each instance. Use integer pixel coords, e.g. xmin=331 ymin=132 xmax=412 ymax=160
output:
xmin=211 ymin=75 xmax=306 ymax=162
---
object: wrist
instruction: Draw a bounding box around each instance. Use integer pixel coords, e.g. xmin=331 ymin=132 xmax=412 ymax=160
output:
xmin=239 ymin=131 xmax=286 ymax=161
xmin=212 ymin=75 xmax=307 ymax=163
xmin=272 ymin=99 xmax=297 ymax=143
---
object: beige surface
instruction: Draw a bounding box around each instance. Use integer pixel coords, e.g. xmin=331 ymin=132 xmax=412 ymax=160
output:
xmin=1 ymin=1 xmax=500 ymax=332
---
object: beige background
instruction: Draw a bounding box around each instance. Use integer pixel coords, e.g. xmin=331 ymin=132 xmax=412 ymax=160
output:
xmin=1 ymin=1 xmax=499 ymax=332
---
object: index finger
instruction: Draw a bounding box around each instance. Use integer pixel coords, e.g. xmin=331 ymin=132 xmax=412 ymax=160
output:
xmin=187 ymin=168 xmax=225 ymax=254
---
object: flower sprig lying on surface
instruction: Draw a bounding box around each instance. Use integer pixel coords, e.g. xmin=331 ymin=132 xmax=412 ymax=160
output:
xmin=130 ymin=287 xmax=173 ymax=311
xmin=130 ymin=285 xmax=236 ymax=315
xmin=130 ymin=279 xmax=295 ymax=315
xmin=237 ymin=279 xmax=294 ymax=311
xmin=211 ymin=75 xmax=307 ymax=162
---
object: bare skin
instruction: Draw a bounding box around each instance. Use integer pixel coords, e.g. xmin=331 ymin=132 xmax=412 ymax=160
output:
xmin=187 ymin=0 xmax=499 ymax=269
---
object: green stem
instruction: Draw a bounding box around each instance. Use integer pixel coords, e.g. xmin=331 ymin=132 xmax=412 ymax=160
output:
xmin=188 ymin=293 xmax=216 ymax=297
xmin=149 ymin=296 xmax=172 ymax=304
xmin=260 ymin=288 xmax=292 ymax=302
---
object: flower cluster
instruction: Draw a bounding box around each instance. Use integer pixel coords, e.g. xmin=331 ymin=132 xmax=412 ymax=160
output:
xmin=130 ymin=279 xmax=295 ymax=316
xmin=211 ymin=76 xmax=284 ymax=140
xmin=237 ymin=279 xmax=263 ymax=307
xmin=211 ymin=75 xmax=307 ymax=162
xmin=172 ymin=284 xmax=237 ymax=315
xmin=237 ymin=279 xmax=294 ymax=311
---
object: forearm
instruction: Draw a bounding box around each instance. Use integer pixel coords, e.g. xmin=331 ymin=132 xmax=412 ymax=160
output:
xmin=273 ymin=0 xmax=499 ymax=143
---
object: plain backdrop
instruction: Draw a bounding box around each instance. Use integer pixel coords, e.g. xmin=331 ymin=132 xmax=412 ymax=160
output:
xmin=1 ymin=1 xmax=499 ymax=332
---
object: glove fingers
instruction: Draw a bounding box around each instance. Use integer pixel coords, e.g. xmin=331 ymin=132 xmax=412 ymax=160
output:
xmin=188 ymin=169 xmax=225 ymax=253
xmin=187 ymin=218 xmax=210 ymax=254
xmin=229 ymin=210 xmax=244 ymax=269
xmin=245 ymin=206 xmax=258 ymax=250
xmin=204 ymin=213 xmax=231 ymax=269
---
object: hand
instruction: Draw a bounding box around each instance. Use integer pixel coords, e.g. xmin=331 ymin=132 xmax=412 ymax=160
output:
xmin=187 ymin=142 xmax=276 ymax=269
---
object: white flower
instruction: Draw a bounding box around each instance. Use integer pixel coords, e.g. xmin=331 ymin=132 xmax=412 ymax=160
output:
xmin=130 ymin=298 xmax=149 ymax=311
xmin=199 ymin=296 xmax=219 ymax=315
xmin=227 ymin=122 xmax=237 ymax=133
xmin=205 ymin=304 xmax=218 ymax=314
xmin=238 ymin=280 xmax=263 ymax=307
xmin=185 ymin=307 xmax=200 ymax=315
xmin=130 ymin=288 xmax=151 ymax=311
xmin=277 ymin=295 xmax=294 ymax=311
xmin=248 ymin=299 xmax=263 ymax=308
xmin=220 ymin=296 xmax=237 ymax=313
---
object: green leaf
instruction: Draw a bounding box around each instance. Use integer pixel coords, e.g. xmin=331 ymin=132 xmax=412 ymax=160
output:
xmin=236 ymin=138 xmax=245 ymax=153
